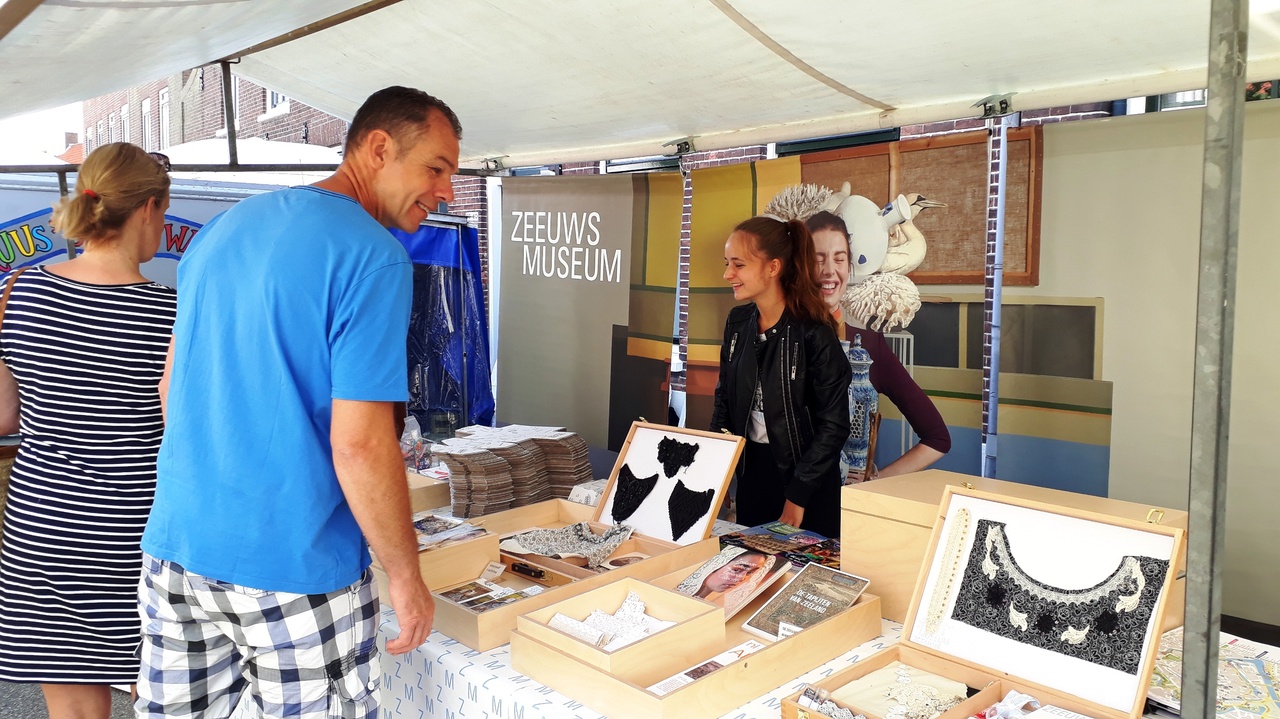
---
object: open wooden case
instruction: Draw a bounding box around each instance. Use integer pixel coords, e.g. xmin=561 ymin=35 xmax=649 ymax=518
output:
xmin=372 ymin=470 xmax=499 ymax=598
xmin=428 ymin=499 xmax=719 ymax=651
xmin=509 ymin=548 xmax=883 ymax=719
xmin=784 ymin=486 xmax=1186 ymax=719
xmin=392 ymin=422 xmax=744 ymax=651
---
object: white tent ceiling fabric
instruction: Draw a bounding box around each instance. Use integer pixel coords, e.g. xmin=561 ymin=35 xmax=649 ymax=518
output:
xmin=0 ymin=0 xmax=366 ymax=116
xmin=7 ymin=0 xmax=1280 ymax=167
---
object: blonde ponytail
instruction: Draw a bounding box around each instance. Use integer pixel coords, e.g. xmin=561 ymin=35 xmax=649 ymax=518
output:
xmin=51 ymin=143 xmax=169 ymax=242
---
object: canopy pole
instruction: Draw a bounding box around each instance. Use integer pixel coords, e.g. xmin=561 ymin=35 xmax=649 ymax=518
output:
xmin=980 ymin=112 xmax=1015 ymax=478
xmin=1182 ymin=0 xmax=1247 ymax=715
xmin=220 ymin=61 xmax=240 ymax=166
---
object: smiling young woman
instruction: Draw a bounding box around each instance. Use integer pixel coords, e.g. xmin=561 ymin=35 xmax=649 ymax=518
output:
xmin=710 ymin=216 xmax=851 ymax=538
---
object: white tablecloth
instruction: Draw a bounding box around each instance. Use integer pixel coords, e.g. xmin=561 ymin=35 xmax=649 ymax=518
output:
xmin=376 ymin=605 xmax=903 ymax=719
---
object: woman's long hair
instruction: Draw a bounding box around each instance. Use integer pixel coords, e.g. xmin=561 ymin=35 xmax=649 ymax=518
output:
xmin=734 ymin=216 xmax=839 ymax=333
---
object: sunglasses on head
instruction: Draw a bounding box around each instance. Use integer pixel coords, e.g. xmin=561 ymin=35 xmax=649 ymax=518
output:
xmin=148 ymin=152 xmax=171 ymax=172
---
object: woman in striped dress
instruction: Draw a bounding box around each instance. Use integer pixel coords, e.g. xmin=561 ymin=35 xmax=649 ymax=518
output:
xmin=0 ymin=143 xmax=174 ymax=718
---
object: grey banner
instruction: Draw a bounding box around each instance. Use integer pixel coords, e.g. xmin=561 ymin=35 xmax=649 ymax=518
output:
xmin=498 ymin=176 xmax=635 ymax=447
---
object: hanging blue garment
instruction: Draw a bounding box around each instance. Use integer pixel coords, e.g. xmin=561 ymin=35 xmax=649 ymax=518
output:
xmin=389 ymin=224 xmax=495 ymax=432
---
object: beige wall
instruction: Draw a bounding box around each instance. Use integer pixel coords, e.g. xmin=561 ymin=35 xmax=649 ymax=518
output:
xmin=927 ymin=103 xmax=1280 ymax=623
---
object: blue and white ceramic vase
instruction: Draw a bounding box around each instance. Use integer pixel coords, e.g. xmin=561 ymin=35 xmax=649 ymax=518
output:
xmin=840 ymin=334 xmax=878 ymax=476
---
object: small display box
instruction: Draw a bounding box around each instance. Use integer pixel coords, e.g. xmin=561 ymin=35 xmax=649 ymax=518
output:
xmin=516 ymin=577 xmax=725 ymax=686
xmin=406 ymin=470 xmax=450 ymax=513
xmin=787 ymin=486 xmax=1185 ymax=719
xmin=840 ymin=469 xmax=1187 ymax=625
xmin=510 ymin=555 xmax=883 ymax=719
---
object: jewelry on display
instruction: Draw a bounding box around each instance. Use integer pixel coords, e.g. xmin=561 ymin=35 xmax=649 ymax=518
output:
xmin=950 ymin=519 xmax=1169 ymax=674
xmin=925 ymin=507 xmax=970 ymax=634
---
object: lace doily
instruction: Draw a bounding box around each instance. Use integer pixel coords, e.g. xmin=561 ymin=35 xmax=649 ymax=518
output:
xmin=499 ymin=522 xmax=634 ymax=569
xmin=950 ymin=519 xmax=1169 ymax=674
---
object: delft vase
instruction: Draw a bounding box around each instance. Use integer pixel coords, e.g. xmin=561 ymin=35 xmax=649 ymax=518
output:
xmin=841 ymin=335 xmax=878 ymax=475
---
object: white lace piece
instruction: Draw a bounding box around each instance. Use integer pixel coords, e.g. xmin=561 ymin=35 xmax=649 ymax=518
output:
xmin=883 ymin=666 xmax=964 ymax=719
xmin=984 ymin=523 xmax=1144 ymax=609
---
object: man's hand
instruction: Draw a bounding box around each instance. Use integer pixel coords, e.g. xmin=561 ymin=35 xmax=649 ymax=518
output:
xmin=385 ymin=573 xmax=435 ymax=654
xmin=331 ymin=399 xmax=434 ymax=651
xmin=779 ymin=500 xmax=805 ymax=528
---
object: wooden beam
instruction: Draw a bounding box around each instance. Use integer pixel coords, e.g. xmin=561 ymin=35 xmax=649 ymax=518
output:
xmin=0 ymin=0 xmax=44 ymax=45
xmin=222 ymin=0 xmax=406 ymax=60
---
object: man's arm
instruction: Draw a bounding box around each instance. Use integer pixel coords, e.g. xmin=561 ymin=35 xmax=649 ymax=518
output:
xmin=331 ymin=398 xmax=433 ymax=654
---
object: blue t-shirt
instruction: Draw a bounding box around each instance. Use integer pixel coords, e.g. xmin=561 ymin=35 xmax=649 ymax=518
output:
xmin=142 ymin=186 xmax=413 ymax=594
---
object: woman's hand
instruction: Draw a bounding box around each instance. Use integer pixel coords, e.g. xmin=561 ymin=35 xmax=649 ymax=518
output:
xmin=779 ymin=500 xmax=805 ymax=528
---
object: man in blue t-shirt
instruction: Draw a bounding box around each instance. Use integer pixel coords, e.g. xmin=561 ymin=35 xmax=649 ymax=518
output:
xmin=136 ymin=87 xmax=461 ymax=719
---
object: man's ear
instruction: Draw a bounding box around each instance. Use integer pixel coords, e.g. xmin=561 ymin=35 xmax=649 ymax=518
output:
xmin=363 ymin=129 xmax=394 ymax=169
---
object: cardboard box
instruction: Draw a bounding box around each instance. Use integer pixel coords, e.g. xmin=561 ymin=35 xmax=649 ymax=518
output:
xmin=510 ymin=556 xmax=883 ymax=719
xmin=840 ymin=469 xmax=1187 ymax=625
xmin=788 ymin=486 xmax=1185 ymax=719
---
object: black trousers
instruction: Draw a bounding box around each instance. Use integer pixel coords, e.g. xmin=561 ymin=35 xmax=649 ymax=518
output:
xmin=734 ymin=440 xmax=841 ymax=539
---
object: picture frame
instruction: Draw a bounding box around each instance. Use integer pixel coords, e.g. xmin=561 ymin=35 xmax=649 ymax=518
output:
xmin=594 ymin=422 xmax=744 ymax=545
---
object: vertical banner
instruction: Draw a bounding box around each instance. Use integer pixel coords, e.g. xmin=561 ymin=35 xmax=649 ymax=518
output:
xmin=684 ymin=157 xmax=800 ymax=432
xmin=499 ymin=175 xmax=681 ymax=449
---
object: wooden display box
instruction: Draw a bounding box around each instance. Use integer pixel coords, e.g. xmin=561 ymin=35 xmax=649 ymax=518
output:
xmin=516 ymin=577 xmax=725 ymax=686
xmin=840 ymin=469 xmax=1187 ymax=625
xmin=787 ymin=486 xmax=1185 ymax=719
xmin=510 ymin=557 xmax=883 ymax=719
xmin=431 ymin=499 xmax=720 ymax=651
xmin=407 ymin=470 xmax=450 ymax=513
xmin=372 ymin=529 xmax=500 ymax=602
xmin=780 ymin=644 xmax=1108 ymax=719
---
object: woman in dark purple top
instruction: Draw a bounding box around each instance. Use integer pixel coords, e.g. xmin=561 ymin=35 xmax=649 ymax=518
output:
xmin=809 ymin=210 xmax=951 ymax=479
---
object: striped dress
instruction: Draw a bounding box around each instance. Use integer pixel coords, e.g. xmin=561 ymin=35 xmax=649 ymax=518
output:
xmin=0 ymin=267 xmax=176 ymax=683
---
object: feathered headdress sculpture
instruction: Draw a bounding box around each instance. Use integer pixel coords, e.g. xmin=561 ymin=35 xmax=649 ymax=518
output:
xmin=765 ymin=182 xmax=941 ymax=333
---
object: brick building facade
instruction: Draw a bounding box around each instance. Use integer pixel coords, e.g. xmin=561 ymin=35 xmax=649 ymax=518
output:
xmin=82 ymin=65 xmax=347 ymax=154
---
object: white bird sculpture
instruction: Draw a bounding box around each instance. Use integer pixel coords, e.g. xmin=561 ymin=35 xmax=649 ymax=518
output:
xmin=877 ymin=193 xmax=947 ymax=276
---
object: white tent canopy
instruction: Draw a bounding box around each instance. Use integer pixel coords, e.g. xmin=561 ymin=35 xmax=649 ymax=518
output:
xmin=6 ymin=0 xmax=1280 ymax=167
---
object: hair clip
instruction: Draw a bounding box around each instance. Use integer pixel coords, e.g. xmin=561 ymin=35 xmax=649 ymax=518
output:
xmin=83 ymin=190 xmax=98 ymax=199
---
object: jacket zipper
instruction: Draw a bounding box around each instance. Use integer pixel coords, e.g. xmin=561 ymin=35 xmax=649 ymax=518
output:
xmin=728 ymin=332 xmax=739 ymax=362
xmin=781 ymin=326 xmax=802 ymax=462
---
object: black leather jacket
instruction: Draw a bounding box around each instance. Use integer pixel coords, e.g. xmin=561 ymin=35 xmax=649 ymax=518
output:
xmin=710 ymin=304 xmax=852 ymax=508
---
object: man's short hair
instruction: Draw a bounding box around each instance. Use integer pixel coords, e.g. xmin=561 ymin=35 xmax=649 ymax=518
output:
xmin=344 ymin=86 xmax=462 ymax=157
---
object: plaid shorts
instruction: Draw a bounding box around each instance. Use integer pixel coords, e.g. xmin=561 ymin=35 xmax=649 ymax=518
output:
xmin=136 ymin=553 xmax=380 ymax=719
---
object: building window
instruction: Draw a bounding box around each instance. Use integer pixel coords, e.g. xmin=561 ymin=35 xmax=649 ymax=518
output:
xmin=108 ymin=114 xmax=117 ymax=143
xmin=97 ymin=119 xmax=106 ymax=147
xmin=86 ymin=127 xmax=93 ymax=152
xmin=159 ymin=89 xmax=170 ymax=150
xmin=1156 ymin=89 xmax=1207 ymax=111
xmin=121 ymin=104 xmax=130 ymax=143
xmin=259 ymin=88 xmax=291 ymax=121
xmin=141 ymin=98 xmax=153 ymax=151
